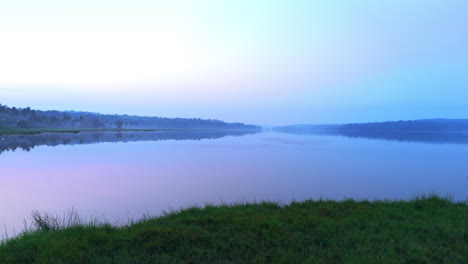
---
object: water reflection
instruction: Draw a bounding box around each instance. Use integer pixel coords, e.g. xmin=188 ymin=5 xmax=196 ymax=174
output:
xmin=0 ymin=130 xmax=259 ymax=155
xmin=275 ymin=129 xmax=468 ymax=144
xmin=336 ymin=131 xmax=468 ymax=144
xmin=0 ymin=132 xmax=467 ymax=239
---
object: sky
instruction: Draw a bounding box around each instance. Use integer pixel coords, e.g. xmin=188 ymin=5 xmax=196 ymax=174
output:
xmin=0 ymin=0 xmax=467 ymax=125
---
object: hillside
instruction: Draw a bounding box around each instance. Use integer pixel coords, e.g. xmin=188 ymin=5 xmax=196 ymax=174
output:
xmin=337 ymin=119 xmax=468 ymax=132
xmin=274 ymin=119 xmax=468 ymax=143
xmin=275 ymin=119 xmax=468 ymax=133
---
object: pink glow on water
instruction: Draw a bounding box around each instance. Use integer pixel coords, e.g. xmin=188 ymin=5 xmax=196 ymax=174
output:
xmin=1 ymin=133 xmax=467 ymax=238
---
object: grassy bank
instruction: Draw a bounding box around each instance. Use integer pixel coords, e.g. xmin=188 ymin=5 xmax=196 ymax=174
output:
xmin=0 ymin=128 xmax=220 ymax=135
xmin=1 ymin=195 xmax=466 ymax=264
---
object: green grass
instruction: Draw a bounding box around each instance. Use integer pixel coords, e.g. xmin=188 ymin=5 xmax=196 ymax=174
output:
xmin=0 ymin=128 xmax=220 ymax=135
xmin=1 ymin=195 xmax=466 ymax=264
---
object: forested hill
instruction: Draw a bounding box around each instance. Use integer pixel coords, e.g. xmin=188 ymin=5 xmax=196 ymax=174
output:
xmin=274 ymin=119 xmax=468 ymax=133
xmin=0 ymin=104 xmax=260 ymax=131
xmin=336 ymin=119 xmax=468 ymax=132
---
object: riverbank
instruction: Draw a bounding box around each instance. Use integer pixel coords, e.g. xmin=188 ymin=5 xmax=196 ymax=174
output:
xmin=0 ymin=128 xmax=221 ymax=135
xmin=0 ymin=195 xmax=466 ymax=263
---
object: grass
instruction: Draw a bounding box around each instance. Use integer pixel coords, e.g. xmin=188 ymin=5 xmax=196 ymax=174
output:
xmin=0 ymin=128 xmax=221 ymax=135
xmin=0 ymin=195 xmax=466 ymax=264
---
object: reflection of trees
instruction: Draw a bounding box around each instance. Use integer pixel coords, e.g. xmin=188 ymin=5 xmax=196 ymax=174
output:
xmin=0 ymin=130 xmax=259 ymax=155
xmin=336 ymin=131 xmax=468 ymax=144
xmin=275 ymin=128 xmax=468 ymax=144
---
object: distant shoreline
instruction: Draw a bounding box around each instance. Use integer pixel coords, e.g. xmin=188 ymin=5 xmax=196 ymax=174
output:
xmin=0 ymin=128 xmax=232 ymax=136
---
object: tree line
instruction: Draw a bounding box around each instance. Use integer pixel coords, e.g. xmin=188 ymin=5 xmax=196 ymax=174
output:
xmin=0 ymin=104 xmax=260 ymax=131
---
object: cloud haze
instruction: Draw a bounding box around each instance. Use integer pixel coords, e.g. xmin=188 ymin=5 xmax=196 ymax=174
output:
xmin=1 ymin=0 xmax=467 ymax=125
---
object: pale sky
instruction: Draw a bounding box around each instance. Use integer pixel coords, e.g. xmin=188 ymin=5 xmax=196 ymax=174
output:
xmin=1 ymin=0 xmax=467 ymax=125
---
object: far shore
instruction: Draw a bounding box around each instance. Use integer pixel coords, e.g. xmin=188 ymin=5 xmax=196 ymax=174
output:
xmin=0 ymin=128 xmax=226 ymax=136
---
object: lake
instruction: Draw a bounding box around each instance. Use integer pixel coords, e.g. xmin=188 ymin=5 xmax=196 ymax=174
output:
xmin=1 ymin=130 xmax=467 ymax=238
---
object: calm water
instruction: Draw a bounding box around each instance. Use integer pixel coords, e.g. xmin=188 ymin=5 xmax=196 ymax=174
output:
xmin=1 ymin=130 xmax=467 ymax=238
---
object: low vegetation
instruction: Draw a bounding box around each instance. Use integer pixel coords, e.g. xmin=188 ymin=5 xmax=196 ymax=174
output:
xmin=0 ymin=195 xmax=466 ymax=264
